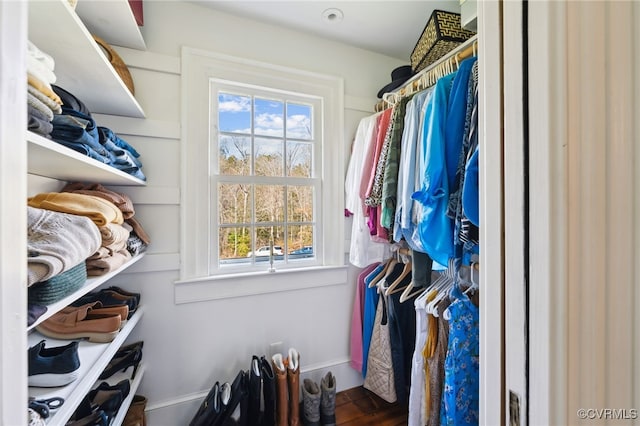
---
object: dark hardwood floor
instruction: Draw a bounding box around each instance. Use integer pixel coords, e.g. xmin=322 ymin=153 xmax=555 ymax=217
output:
xmin=335 ymin=386 xmax=409 ymax=426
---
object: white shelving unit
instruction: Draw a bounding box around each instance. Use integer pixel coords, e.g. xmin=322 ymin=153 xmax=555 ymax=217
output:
xmin=25 ymin=0 xmax=149 ymax=424
xmin=28 ymin=0 xmax=145 ymax=118
xmin=29 ymin=308 xmax=145 ymax=426
xmin=28 ymin=253 xmax=146 ymax=331
xmin=75 ymin=1 xmax=146 ymax=51
xmin=27 ymin=131 xmax=146 ymax=186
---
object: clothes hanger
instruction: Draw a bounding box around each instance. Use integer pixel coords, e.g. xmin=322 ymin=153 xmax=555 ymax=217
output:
xmin=368 ymin=256 xmax=397 ymax=288
xmin=384 ymin=261 xmax=412 ymax=296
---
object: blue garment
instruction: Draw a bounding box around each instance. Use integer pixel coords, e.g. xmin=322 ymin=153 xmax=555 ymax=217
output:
xmin=441 ymin=286 xmax=479 ymax=426
xmin=98 ymin=126 xmax=141 ymax=158
xmin=462 ymin=145 xmax=479 ymax=227
xmin=445 ymin=58 xmax=477 ymax=196
xmin=412 ymin=73 xmax=456 ymax=266
xmin=51 ymin=110 xmax=115 ymax=163
xmin=55 ymin=140 xmax=112 ymax=164
xmin=361 ymin=262 xmax=385 ymax=378
xmin=393 ymin=88 xmax=432 ymax=252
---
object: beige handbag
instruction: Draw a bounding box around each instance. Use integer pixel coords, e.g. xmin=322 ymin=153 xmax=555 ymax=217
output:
xmin=363 ymin=293 xmax=397 ymax=403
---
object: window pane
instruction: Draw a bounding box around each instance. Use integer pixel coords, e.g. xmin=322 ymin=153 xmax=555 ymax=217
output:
xmin=219 ymin=226 xmax=252 ymax=262
xmin=255 ymin=185 xmax=284 ymax=223
xmin=286 ymin=142 xmax=312 ymax=177
xmin=219 ymin=135 xmax=251 ymax=175
xmin=255 ymin=138 xmax=284 ymax=176
xmin=218 ymin=92 xmax=251 ymax=133
xmin=287 ymin=185 xmax=314 ymax=222
xmin=287 ymin=225 xmax=314 ymax=259
xmin=254 ymin=98 xmax=283 ymax=137
xmin=254 ymin=225 xmax=285 ymax=263
xmin=218 ymin=183 xmax=252 ymax=224
xmin=287 ymin=103 xmax=312 ymax=140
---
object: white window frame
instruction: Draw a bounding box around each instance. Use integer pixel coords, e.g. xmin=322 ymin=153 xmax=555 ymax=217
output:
xmin=178 ymin=47 xmax=346 ymax=301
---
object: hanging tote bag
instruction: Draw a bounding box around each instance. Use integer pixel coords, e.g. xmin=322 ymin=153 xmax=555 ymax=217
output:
xmin=363 ymin=293 xmax=397 ymax=403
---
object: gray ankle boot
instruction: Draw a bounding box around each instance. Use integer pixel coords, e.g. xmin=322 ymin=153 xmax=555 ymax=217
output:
xmin=320 ymin=372 xmax=336 ymax=426
xmin=301 ymin=378 xmax=321 ymax=426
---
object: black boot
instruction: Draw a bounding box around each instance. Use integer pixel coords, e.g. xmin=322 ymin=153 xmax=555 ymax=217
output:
xmin=248 ymin=355 xmax=262 ymax=425
xmin=261 ymin=356 xmax=276 ymax=426
xmin=189 ymin=381 xmax=221 ymax=426
xmin=220 ymin=370 xmax=249 ymax=426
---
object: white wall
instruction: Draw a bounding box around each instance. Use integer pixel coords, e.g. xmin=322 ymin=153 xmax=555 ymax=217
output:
xmin=70 ymin=2 xmax=407 ymax=423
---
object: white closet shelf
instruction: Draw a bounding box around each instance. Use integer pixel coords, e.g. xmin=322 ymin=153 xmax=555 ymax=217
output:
xmin=28 ymin=307 xmax=145 ymax=426
xmin=28 ymin=253 xmax=146 ymax=331
xmin=75 ymin=0 xmax=146 ymax=51
xmin=28 ymin=0 xmax=145 ymax=118
xmin=27 ymin=132 xmax=147 ymax=186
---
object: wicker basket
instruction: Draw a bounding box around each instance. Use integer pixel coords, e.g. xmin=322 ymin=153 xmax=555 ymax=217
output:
xmin=410 ymin=10 xmax=476 ymax=73
xmin=93 ymin=35 xmax=135 ymax=96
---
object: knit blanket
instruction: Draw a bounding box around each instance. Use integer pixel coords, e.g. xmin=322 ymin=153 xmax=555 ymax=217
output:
xmin=28 ymin=192 xmax=124 ymax=226
xmin=27 ymin=206 xmax=101 ymax=286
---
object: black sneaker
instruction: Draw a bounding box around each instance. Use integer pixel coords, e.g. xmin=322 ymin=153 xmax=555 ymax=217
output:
xmin=28 ymin=340 xmax=81 ymax=387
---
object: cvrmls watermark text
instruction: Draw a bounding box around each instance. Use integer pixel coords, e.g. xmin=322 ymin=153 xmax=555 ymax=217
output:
xmin=577 ymin=408 xmax=638 ymax=420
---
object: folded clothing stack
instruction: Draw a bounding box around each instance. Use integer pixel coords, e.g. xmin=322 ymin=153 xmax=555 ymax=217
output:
xmin=27 ymin=41 xmax=61 ymax=138
xmin=49 ymin=85 xmax=146 ymax=181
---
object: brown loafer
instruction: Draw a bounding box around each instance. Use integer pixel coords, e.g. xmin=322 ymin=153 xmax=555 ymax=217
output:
xmin=37 ymin=303 xmax=121 ymax=343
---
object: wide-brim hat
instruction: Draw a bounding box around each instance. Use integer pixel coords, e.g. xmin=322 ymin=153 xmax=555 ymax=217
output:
xmin=377 ymin=65 xmax=414 ymax=98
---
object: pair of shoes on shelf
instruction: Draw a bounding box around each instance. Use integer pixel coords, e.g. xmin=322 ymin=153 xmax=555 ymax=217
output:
xmin=272 ymin=348 xmax=300 ymax=426
xmin=100 ymin=341 xmax=143 ymax=380
xmin=71 ymin=287 xmax=139 ymax=320
xmin=90 ymin=379 xmax=131 ymax=421
xmin=28 ymin=339 xmax=80 ymax=387
xmin=36 ymin=302 xmax=123 ymax=343
xmin=301 ymin=372 xmax=336 ymax=426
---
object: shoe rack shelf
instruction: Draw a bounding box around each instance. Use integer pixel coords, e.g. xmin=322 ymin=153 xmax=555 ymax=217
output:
xmin=27 ymin=131 xmax=147 ymax=186
xmin=28 ymin=308 xmax=145 ymax=426
xmin=28 ymin=253 xmax=146 ymax=332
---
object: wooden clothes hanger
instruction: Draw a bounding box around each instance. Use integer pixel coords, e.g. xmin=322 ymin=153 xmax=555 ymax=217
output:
xmin=384 ymin=262 xmax=412 ymax=296
xmin=368 ymin=256 xmax=397 ymax=288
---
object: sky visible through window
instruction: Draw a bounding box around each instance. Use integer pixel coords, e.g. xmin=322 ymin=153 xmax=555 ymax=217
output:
xmin=218 ymin=93 xmax=312 ymax=139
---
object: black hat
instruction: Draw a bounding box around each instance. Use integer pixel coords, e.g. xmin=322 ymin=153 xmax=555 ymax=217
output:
xmin=377 ymin=65 xmax=413 ymax=99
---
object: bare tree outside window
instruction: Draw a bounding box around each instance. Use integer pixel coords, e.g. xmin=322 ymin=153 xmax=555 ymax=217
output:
xmin=216 ymin=91 xmax=316 ymax=266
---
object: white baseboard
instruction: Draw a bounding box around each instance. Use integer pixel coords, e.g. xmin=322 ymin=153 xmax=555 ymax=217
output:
xmin=145 ymin=358 xmax=363 ymax=425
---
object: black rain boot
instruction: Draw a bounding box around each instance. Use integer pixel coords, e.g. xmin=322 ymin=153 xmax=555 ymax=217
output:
xmin=261 ymin=356 xmax=276 ymax=426
xmin=248 ymin=355 xmax=262 ymax=425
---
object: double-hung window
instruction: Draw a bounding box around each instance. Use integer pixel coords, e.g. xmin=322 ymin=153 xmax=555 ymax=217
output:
xmin=180 ymin=48 xmax=345 ymax=298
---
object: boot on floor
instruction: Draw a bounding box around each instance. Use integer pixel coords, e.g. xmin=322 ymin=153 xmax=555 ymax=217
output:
xmin=123 ymin=394 xmax=147 ymax=426
xmin=272 ymin=353 xmax=289 ymax=426
xmin=248 ymin=355 xmax=262 ymax=425
xmin=301 ymin=379 xmax=321 ymax=426
xmin=286 ymin=348 xmax=300 ymax=426
xmin=320 ymin=372 xmax=336 ymax=426
xmin=261 ymin=356 xmax=276 ymax=426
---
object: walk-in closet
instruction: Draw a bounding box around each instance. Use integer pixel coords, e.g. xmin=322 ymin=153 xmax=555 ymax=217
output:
xmin=2 ymin=1 xmax=640 ymax=425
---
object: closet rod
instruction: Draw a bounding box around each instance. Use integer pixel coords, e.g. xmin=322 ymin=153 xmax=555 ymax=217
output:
xmin=375 ymin=35 xmax=478 ymax=112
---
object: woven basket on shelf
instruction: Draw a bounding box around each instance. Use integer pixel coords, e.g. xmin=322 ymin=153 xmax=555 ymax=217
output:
xmin=92 ymin=34 xmax=135 ymax=96
xmin=410 ymin=10 xmax=476 ymax=73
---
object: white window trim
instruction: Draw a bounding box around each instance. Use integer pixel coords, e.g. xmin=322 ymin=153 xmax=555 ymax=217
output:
xmin=179 ymin=47 xmax=345 ymax=298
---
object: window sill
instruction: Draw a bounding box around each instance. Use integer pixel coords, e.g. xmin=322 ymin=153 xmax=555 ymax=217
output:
xmin=174 ymin=265 xmax=349 ymax=304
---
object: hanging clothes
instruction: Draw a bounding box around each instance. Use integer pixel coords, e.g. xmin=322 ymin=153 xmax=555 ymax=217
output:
xmin=412 ymin=72 xmax=457 ymax=267
xmin=440 ymin=286 xmax=479 ymax=426
xmin=393 ymin=88 xmax=433 ymax=252
xmin=350 ymin=262 xmax=380 ymax=373
xmin=345 ymin=113 xmax=388 ymax=268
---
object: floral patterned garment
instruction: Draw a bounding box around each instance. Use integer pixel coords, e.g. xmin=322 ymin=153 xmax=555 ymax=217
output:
xmin=440 ymin=286 xmax=479 ymax=426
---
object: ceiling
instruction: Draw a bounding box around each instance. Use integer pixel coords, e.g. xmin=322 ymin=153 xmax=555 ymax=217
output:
xmin=189 ymin=1 xmax=463 ymax=61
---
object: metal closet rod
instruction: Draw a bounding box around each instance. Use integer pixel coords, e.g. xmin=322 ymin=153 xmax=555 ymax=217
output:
xmin=374 ymin=34 xmax=479 ymax=112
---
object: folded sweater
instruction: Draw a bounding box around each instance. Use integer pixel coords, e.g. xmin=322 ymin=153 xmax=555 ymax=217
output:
xmin=27 ymin=206 xmax=101 ymax=286
xmin=28 ymin=192 xmax=124 ymax=227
